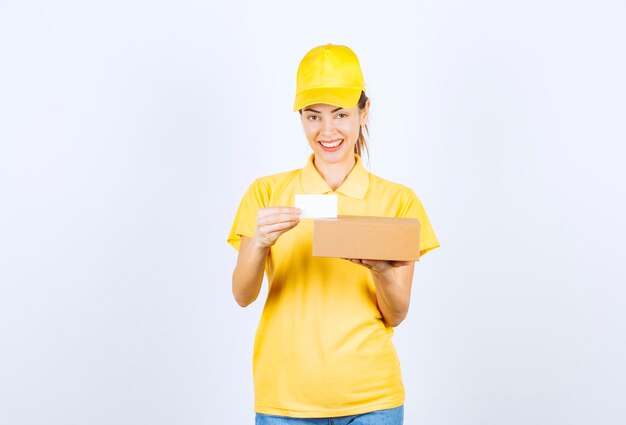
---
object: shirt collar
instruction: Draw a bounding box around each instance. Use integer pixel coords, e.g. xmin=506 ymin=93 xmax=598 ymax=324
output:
xmin=300 ymin=153 xmax=369 ymax=199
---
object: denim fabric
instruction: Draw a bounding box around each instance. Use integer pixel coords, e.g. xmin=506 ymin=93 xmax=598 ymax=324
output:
xmin=255 ymin=405 xmax=403 ymax=425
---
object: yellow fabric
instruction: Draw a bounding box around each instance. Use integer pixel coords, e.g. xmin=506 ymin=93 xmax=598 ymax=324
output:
xmin=293 ymin=43 xmax=365 ymax=112
xmin=227 ymin=154 xmax=440 ymax=418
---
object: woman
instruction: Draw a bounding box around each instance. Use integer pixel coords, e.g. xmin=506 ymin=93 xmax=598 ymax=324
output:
xmin=227 ymin=43 xmax=440 ymax=424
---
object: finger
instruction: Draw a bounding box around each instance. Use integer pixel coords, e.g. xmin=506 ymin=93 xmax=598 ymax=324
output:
xmin=258 ymin=207 xmax=302 ymax=218
xmin=350 ymin=259 xmax=372 ymax=269
xmin=257 ymin=217 xmax=300 ymax=230
xmin=265 ymin=223 xmax=299 ymax=240
xmin=360 ymin=260 xmax=374 ymax=269
xmin=389 ymin=261 xmax=413 ymax=267
xmin=258 ymin=220 xmax=300 ymax=235
xmin=258 ymin=207 xmax=301 ymax=216
xmin=257 ymin=213 xmax=301 ymax=226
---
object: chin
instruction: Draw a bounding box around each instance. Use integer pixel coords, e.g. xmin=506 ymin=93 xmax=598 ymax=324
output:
xmin=315 ymin=149 xmax=354 ymax=164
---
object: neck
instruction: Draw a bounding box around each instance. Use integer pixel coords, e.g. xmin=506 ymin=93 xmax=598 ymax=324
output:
xmin=313 ymin=154 xmax=357 ymax=191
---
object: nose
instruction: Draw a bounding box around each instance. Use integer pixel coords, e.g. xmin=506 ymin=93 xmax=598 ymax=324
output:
xmin=321 ymin=117 xmax=336 ymax=136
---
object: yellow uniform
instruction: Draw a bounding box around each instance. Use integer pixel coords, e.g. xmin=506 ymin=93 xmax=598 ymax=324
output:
xmin=227 ymin=154 xmax=440 ymax=418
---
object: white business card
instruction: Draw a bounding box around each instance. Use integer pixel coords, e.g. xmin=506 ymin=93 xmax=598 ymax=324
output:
xmin=295 ymin=194 xmax=338 ymax=218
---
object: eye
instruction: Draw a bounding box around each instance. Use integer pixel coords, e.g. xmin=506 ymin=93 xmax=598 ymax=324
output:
xmin=336 ymin=112 xmax=348 ymax=118
xmin=307 ymin=115 xmax=319 ymax=121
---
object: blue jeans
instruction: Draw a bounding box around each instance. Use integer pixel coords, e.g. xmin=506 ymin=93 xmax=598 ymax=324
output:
xmin=255 ymin=405 xmax=403 ymax=425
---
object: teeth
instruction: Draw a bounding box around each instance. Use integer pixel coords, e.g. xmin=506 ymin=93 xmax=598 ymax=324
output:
xmin=320 ymin=140 xmax=342 ymax=148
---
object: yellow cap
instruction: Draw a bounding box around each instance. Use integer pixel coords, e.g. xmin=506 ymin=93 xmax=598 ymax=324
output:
xmin=293 ymin=43 xmax=365 ymax=112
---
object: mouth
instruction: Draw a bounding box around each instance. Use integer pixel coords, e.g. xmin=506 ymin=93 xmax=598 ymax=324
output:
xmin=318 ymin=138 xmax=344 ymax=151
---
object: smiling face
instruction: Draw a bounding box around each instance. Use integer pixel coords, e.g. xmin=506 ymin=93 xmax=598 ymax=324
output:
xmin=300 ymin=102 xmax=369 ymax=167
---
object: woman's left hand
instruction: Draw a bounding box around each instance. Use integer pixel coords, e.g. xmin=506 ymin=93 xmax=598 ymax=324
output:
xmin=345 ymin=258 xmax=416 ymax=327
xmin=343 ymin=258 xmax=413 ymax=274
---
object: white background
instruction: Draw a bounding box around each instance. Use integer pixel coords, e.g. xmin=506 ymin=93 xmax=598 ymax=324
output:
xmin=1 ymin=1 xmax=625 ymax=424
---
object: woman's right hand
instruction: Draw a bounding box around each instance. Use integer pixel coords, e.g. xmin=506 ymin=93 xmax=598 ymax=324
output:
xmin=252 ymin=207 xmax=302 ymax=249
xmin=234 ymin=207 xmax=300 ymax=307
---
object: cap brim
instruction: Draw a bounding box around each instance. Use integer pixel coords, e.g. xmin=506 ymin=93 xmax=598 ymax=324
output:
xmin=293 ymin=87 xmax=362 ymax=112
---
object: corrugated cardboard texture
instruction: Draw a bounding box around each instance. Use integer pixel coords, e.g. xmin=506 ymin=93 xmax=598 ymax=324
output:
xmin=312 ymin=215 xmax=421 ymax=261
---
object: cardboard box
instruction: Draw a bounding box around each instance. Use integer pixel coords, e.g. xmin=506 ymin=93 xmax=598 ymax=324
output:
xmin=312 ymin=215 xmax=421 ymax=261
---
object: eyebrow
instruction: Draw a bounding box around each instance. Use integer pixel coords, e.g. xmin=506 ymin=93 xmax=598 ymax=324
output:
xmin=302 ymin=107 xmax=344 ymax=113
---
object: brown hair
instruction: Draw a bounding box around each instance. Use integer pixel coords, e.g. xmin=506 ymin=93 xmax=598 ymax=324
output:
xmin=354 ymin=91 xmax=370 ymax=159
xmin=299 ymin=90 xmax=370 ymax=159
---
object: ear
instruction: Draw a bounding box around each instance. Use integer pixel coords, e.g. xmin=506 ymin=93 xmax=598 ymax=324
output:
xmin=360 ymin=99 xmax=371 ymax=126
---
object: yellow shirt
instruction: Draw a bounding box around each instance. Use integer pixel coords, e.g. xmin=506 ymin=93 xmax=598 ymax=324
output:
xmin=227 ymin=154 xmax=440 ymax=418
